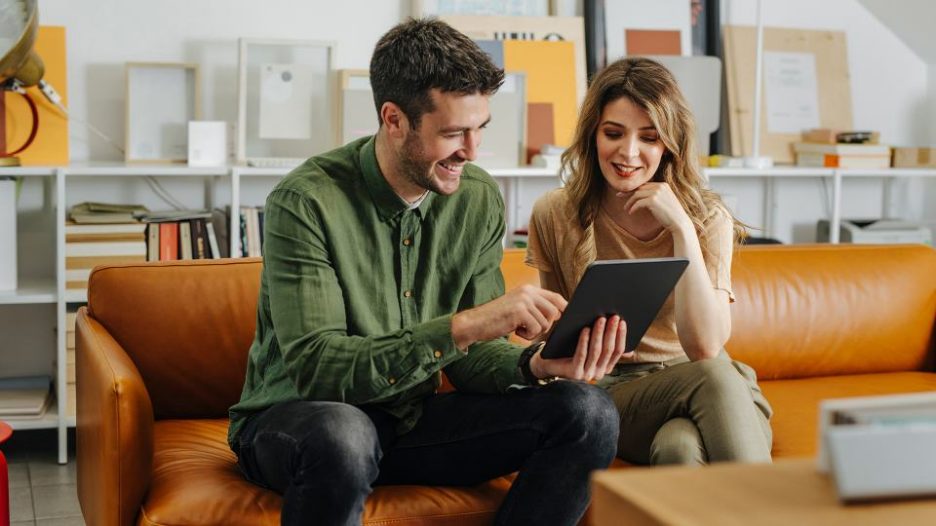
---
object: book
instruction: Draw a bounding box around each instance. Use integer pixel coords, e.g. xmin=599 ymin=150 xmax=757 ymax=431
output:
xmin=0 ymin=375 xmax=52 ymax=418
xmin=248 ymin=207 xmax=262 ymax=257
xmin=147 ymin=223 xmax=160 ymax=261
xmin=239 ymin=207 xmax=248 ymax=257
xmin=190 ymin=218 xmax=209 ymax=259
xmin=139 ymin=209 xmax=213 ymax=223
xmin=794 ymin=142 xmax=891 ymax=168
xmin=179 ymin=221 xmax=193 ymax=260
xmin=206 ymin=221 xmax=222 ymax=259
xmin=210 ymin=208 xmax=229 ymax=259
xmin=159 ymin=222 xmax=179 ymax=260
xmin=65 ymin=241 xmax=147 ymax=257
xmin=69 ymin=202 xmax=149 ymax=224
xmin=65 ymin=222 xmax=147 ymax=235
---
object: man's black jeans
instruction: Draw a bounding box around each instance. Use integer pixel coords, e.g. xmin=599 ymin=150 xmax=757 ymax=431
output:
xmin=234 ymin=381 xmax=619 ymax=526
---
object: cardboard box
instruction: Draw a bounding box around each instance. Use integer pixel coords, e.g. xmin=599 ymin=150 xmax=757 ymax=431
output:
xmin=892 ymin=147 xmax=936 ymax=168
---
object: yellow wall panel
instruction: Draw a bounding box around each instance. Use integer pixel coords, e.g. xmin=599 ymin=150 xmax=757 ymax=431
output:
xmin=4 ymin=26 xmax=69 ymax=165
xmin=503 ymin=40 xmax=577 ymax=148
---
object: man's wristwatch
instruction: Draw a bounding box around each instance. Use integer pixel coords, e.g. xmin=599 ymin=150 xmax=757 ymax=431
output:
xmin=517 ymin=342 xmax=560 ymax=386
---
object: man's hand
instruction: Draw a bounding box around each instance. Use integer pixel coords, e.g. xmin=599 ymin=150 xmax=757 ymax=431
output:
xmin=530 ymin=315 xmax=630 ymax=382
xmin=452 ymin=285 xmax=567 ymax=349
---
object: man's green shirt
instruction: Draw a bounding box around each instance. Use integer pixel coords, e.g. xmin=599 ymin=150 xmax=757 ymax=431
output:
xmin=228 ymin=136 xmax=525 ymax=447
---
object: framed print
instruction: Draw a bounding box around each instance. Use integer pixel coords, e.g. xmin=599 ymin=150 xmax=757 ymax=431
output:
xmin=237 ymin=38 xmax=335 ymax=166
xmin=336 ymin=69 xmax=378 ymax=145
xmin=477 ymin=72 xmax=527 ymax=168
xmin=411 ymin=0 xmax=555 ymax=17
xmin=125 ymin=62 xmax=200 ymax=163
xmin=442 ymin=15 xmax=585 ymax=104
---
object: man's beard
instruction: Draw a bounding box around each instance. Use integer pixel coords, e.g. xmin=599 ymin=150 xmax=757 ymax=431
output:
xmin=398 ymin=131 xmax=442 ymax=195
xmin=398 ymin=131 xmax=462 ymax=196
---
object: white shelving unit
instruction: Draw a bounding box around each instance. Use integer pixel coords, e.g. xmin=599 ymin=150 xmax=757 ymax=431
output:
xmin=703 ymin=167 xmax=936 ymax=242
xmin=0 ymin=167 xmax=64 ymax=459
xmin=1 ymin=162 xmax=932 ymax=463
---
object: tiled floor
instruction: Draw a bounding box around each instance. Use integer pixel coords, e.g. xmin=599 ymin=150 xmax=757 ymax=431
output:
xmin=3 ymin=428 xmax=85 ymax=526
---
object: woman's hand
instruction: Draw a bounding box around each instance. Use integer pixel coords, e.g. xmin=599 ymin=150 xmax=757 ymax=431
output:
xmin=530 ymin=315 xmax=630 ymax=382
xmin=619 ymin=182 xmax=692 ymax=234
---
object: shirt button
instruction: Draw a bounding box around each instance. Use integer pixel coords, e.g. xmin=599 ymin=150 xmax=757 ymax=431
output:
xmin=433 ymin=350 xmax=443 ymax=359
xmin=388 ymin=377 xmax=397 ymax=385
xmin=403 ymin=238 xmax=412 ymax=246
xmin=403 ymin=290 xmax=413 ymax=298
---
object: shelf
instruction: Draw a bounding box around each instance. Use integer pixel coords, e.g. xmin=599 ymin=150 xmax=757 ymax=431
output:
xmin=235 ymin=166 xmax=293 ymax=177
xmin=66 ymin=162 xmax=228 ymax=177
xmin=838 ymin=168 xmax=936 ymax=178
xmin=0 ymin=278 xmax=58 ymax=305
xmin=0 ymin=167 xmax=58 ymax=177
xmin=65 ymin=289 xmax=88 ymax=304
xmin=704 ymin=167 xmax=835 ymax=178
xmin=3 ymin=399 xmax=60 ymax=431
xmin=486 ymin=167 xmax=560 ymax=178
xmin=704 ymin=167 xmax=936 ymax=178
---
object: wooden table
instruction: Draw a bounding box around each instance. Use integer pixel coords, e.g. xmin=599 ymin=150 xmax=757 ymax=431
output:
xmin=592 ymin=458 xmax=936 ymax=525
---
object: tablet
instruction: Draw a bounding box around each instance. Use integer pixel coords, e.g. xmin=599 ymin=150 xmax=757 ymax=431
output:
xmin=540 ymin=257 xmax=689 ymax=359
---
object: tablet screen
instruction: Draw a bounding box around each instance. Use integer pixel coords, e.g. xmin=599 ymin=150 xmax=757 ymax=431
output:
xmin=540 ymin=257 xmax=689 ymax=359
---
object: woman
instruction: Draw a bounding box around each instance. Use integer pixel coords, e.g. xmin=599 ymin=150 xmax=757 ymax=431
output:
xmin=526 ymin=57 xmax=772 ymax=465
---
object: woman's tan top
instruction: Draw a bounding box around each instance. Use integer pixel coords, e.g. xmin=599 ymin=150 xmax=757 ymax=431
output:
xmin=525 ymin=188 xmax=735 ymax=364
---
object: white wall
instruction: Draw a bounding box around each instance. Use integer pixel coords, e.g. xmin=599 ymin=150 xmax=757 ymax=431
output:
xmin=35 ymin=0 xmax=935 ymax=241
xmin=714 ymin=0 xmax=934 ymax=241
xmin=41 ymin=0 xmax=406 ymax=163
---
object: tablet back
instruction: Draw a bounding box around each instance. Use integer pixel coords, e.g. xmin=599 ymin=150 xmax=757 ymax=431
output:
xmin=541 ymin=257 xmax=689 ymax=359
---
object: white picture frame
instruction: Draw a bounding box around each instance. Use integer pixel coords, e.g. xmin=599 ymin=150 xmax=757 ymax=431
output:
xmin=125 ymin=62 xmax=201 ymax=163
xmin=336 ymin=69 xmax=378 ymax=146
xmin=477 ymin=72 xmax=527 ymax=169
xmin=237 ymin=38 xmax=335 ymax=166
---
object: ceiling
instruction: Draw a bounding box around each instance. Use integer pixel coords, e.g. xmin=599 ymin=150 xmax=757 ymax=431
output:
xmin=858 ymin=0 xmax=936 ymax=64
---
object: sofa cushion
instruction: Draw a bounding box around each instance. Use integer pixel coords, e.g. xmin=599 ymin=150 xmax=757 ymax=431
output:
xmin=141 ymin=419 xmax=513 ymax=526
xmin=762 ymin=371 xmax=936 ymax=458
xmin=728 ymin=245 xmax=935 ymax=380
xmin=88 ymin=259 xmax=263 ymax=420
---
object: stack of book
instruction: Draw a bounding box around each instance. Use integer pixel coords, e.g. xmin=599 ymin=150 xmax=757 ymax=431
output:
xmin=0 ymin=375 xmax=53 ymax=420
xmin=142 ymin=210 xmax=224 ymax=261
xmin=65 ymin=221 xmax=148 ymax=293
xmin=239 ymin=206 xmax=264 ymax=257
xmin=794 ymin=142 xmax=892 ymax=168
xmin=66 ymin=311 xmax=77 ymax=418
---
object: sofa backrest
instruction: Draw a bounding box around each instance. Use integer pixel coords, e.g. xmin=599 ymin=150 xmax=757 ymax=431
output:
xmin=86 ymin=245 xmax=934 ymax=418
xmin=87 ymin=258 xmax=262 ymax=419
xmin=86 ymin=251 xmax=537 ymax=419
xmin=726 ymin=244 xmax=935 ymax=380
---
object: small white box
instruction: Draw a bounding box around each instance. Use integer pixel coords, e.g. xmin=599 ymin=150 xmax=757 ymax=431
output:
xmin=188 ymin=121 xmax=229 ymax=167
xmin=818 ymin=392 xmax=936 ymax=501
xmin=0 ymin=179 xmax=17 ymax=291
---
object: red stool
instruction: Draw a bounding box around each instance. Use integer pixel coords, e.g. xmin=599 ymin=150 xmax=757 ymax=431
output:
xmin=0 ymin=421 xmax=10 ymax=526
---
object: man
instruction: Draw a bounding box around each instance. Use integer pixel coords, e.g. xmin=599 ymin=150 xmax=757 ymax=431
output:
xmin=229 ymin=18 xmax=626 ymax=526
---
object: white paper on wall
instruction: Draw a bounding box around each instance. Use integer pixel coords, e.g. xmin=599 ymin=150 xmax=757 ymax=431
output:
xmin=259 ymin=63 xmax=314 ymax=140
xmin=0 ymin=180 xmax=17 ymax=291
xmin=764 ymin=51 xmax=821 ymax=134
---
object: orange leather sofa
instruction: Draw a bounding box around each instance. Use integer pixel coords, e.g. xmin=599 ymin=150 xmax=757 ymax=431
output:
xmin=76 ymin=244 xmax=936 ymax=525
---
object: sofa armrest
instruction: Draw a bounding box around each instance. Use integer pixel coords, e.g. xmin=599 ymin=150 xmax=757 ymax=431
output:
xmin=76 ymin=307 xmax=154 ymax=526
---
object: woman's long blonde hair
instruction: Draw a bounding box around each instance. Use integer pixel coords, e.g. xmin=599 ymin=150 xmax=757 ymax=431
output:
xmin=561 ymin=57 xmax=744 ymax=281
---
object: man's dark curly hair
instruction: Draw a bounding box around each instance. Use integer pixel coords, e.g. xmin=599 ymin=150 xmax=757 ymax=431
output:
xmin=369 ymin=18 xmax=504 ymax=130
